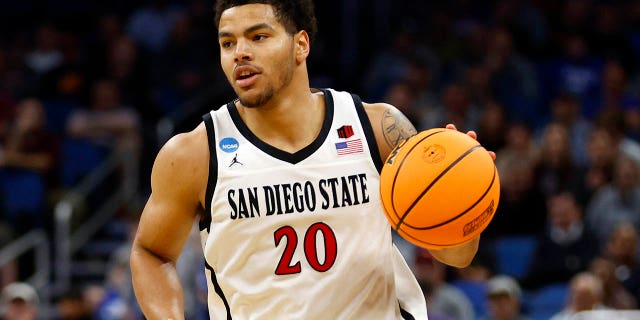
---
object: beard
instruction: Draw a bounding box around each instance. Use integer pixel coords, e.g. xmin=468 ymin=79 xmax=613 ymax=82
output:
xmin=237 ymin=47 xmax=295 ymax=108
xmin=239 ymin=85 xmax=275 ymax=108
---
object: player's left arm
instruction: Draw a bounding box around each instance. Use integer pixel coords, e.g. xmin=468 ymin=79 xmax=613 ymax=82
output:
xmin=364 ymin=102 xmax=482 ymax=268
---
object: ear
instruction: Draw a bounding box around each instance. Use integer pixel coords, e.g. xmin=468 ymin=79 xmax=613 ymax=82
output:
xmin=294 ymin=30 xmax=310 ymax=64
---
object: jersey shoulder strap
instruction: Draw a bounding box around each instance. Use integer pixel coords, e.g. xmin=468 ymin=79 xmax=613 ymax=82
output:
xmin=345 ymin=91 xmax=383 ymax=173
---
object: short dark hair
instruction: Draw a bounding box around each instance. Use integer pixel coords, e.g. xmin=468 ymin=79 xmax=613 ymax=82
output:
xmin=214 ymin=0 xmax=317 ymax=42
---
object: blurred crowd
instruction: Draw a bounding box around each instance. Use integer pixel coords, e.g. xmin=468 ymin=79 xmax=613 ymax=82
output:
xmin=378 ymin=1 xmax=640 ymax=319
xmin=1 ymin=0 xmax=640 ymax=319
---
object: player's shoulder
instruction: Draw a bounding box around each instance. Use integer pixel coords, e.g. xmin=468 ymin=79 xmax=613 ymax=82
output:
xmin=153 ymin=123 xmax=209 ymax=176
xmin=362 ymin=101 xmax=396 ymax=117
xmin=361 ymin=101 xmax=412 ymax=134
xmin=161 ymin=122 xmax=207 ymax=154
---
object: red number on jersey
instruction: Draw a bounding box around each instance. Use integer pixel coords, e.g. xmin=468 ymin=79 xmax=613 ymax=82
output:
xmin=274 ymin=226 xmax=302 ymax=275
xmin=274 ymin=223 xmax=338 ymax=275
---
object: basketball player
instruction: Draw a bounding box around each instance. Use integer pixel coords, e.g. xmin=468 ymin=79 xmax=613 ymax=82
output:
xmin=130 ymin=1 xmax=488 ymax=319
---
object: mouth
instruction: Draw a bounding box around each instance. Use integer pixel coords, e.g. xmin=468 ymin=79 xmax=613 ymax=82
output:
xmin=238 ymin=70 xmax=255 ymax=79
xmin=234 ymin=65 xmax=260 ymax=88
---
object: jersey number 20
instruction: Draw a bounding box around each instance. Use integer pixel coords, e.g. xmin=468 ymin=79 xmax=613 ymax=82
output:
xmin=274 ymin=222 xmax=337 ymax=275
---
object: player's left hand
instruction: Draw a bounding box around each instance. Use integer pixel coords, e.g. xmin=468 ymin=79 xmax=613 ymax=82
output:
xmin=445 ymin=123 xmax=496 ymax=160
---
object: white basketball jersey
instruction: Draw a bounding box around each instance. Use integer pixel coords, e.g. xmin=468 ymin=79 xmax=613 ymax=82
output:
xmin=200 ymin=88 xmax=427 ymax=319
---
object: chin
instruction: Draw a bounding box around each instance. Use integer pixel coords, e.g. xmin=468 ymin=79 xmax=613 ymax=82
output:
xmin=237 ymin=94 xmax=261 ymax=108
xmin=237 ymin=87 xmax=274 ymax=108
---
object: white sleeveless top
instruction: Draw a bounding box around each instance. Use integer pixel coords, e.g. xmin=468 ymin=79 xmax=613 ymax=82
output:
xmin=200 ymin=88 xmax=427 ymax=319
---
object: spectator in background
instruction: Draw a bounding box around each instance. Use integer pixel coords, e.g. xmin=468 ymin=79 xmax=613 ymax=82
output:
xmin=1 ymin=282 xmax=39 ymax=320
xmin=588 ymin=256 xmax=638 ymax=309
xmin=36 ymin=28 xmax=89 ymax=105
xmin=100 ymin=217 xmax=144 ymax=320
xmin=24 ymin=23 xmax=63 ymax=76
xmin=451 ymin=248 xmax=496 ymax=319
xmin=101 ymin=248 xmax=138 ymax=320
xmin=572 ymin=127 xmax=616 ymax=206
xmin=404 ymin=60 xmax=439 ymax=131
xmin=595 ymin=108 xmax=640 ymax=169
xmin=534 ymin=123 xmax=579 ymax=197
xmin=414 ymin=249 xmax=475 ymax=320
xmin=0 ymin=38 xmax=38 ymax=110
xmin=480 ymin=275 xmax=530 ymax=320
xmin=464 ymin=63 xmax=493 ymax=109
xmin=55 ymin=287 xmax=91 ymax=320
xmin=101 ymin=35 xmax=156 ymax=124
xmin=422 ymin=83 xmax=481 ymax=132
xmin=152 ymin=12 xmax=215 ymax=116
xmin=550 ymin=272 xmax=609 ymax=320
xmin=362 ymin=28 xmax=437 ymax=102
xmin=483 ymin=27 xmax=540 ymax=127
xmin=0 ymin=98 xmax=57 ymax=233
xmin=86 ymin=14 xmax=125 ymax=73
xmin=383 ymin=81 xmax=421 ymax=129
xmin=592 ymin=60 xmax=635 ymax=120
xmin=66 ymin=79 xmax=140 ymax=152
xmin=66 ymin=79 xmax=141 ymax=195
xmin=599 ymin=223 xmax=640 ymax=303
xmin=0 ymin=98 xmax=58 ymax=180
xmin=486 ymin=149 xmax=546 ymax=238
xmin=523 ymin=192 xmax=598 ymax=290
xmin=546 ymin=92 xmax=592 ymax=167
xmin=585 ymin=156 xmax=640 ymax=242
xmin=83 ymin=284 xmax=133 ymax=320
xmin=541 ymin=32 xmax=603 ymax=121
xmin=476 ymin=101 xmax=508 ymax=154
xmin=555 ymin=0 xmax=592 ymax=35
xmin=125 ymin=0 xmax=183 ymax=54
xmin=494 ymin=121 xmax=539 ymax=177
xmin=622 ymin=97 xmax=640 ymax=143
xmin=590 ymin=4 xmax=636 ymax=74
xmin=491 ymin=0 xmax=549 ymax=57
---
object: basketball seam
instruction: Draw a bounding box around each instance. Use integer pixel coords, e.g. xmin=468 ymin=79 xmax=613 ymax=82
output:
xmin=389 ymin=129 xmax=446 ymax=225
xmin=394 ymin=145 xmax=483 ymax=229
xmin=405 ymin=163 xmax=497 ymax=230
xmin=399 ymin=165 xmax=498 ymax=247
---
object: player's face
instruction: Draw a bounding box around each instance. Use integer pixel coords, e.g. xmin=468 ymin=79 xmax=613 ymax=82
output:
xmin=218 ymin=4 xmax=296 ymax=108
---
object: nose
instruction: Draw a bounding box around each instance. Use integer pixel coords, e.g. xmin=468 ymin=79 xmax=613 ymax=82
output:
xmin=234 ymin=39 xmax=253 ymax=62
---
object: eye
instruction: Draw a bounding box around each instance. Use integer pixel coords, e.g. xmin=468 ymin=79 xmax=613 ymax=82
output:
xmin=253 ymin=34 xmax=268 ymax=41
xmin=220 ymin=40 xmax=233 ymax=48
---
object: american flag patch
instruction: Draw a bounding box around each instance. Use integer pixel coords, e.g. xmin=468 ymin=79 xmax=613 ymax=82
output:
xmin=335 ymin=139 xmax=363 ymax=156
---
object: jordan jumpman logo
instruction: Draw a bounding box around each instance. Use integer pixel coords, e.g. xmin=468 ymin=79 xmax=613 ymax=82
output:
xmin=229 ymin=153 xmax=244 ymax=167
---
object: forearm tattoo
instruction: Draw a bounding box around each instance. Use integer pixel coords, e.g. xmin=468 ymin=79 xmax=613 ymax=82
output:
xmin=381 ymin=108 xmax=417 ymax=148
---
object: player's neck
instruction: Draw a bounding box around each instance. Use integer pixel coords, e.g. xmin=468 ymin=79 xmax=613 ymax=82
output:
xmin=237 ymin=83 xmax=325 ymax=153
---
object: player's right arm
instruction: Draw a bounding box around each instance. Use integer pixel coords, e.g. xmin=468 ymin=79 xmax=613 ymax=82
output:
xmin=130 ymin=124 xmax=208 ymax=320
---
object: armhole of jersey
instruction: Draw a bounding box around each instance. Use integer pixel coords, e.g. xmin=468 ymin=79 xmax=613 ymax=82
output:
xmin=351 ymin=94 xmax=384 ymax=173
xmin=399 ymin=304 xmax=416 ymax=320
xmin=200 ymin=112 xmax=218 ymax=232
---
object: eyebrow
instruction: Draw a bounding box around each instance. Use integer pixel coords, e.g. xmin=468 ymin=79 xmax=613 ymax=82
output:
xmin=218 ymin=23 xmax=275 ymax=39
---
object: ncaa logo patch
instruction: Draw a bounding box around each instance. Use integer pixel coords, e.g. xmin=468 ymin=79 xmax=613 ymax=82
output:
xmin=219 ymin=137 xmax=239 ymax=153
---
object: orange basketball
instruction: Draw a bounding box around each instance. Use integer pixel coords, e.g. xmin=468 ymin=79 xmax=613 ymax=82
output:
xmin=380 ymin=128 xmax=500 ymax=249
